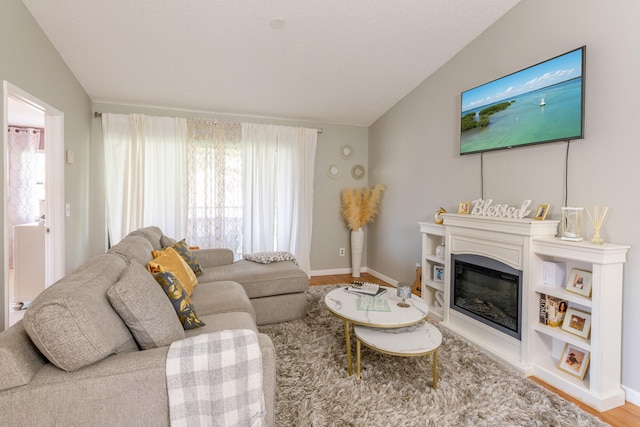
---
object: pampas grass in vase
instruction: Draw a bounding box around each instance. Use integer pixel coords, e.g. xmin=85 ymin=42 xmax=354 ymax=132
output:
xmin=341 ymin=185 xmax=385 ymax=277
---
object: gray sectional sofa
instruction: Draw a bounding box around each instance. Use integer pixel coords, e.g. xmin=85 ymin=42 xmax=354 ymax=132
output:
xmin=0 ymin=226 xmax=309 ymax=426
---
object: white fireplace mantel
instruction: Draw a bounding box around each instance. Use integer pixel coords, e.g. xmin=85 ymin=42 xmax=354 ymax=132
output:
xmin=441 ymin=214 xmax=558 ymax=371
xmin=420 ymin=213 xmax=630 ymax=411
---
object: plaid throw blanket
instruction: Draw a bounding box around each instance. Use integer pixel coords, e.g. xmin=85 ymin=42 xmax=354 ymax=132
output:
xmin=166 ymin=330 xmax=265 ymax=427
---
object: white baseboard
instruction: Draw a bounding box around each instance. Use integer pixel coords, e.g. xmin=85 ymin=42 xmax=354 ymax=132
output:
xmin=309 ymin=267 xmax=353 ymax=277
xmin=309 ymin=267 xmax=398 ymax=288
xmin=365 ymin=268 xmax=398 ymax=287
xmin=622 ymin=384 xmax=640 ymax=407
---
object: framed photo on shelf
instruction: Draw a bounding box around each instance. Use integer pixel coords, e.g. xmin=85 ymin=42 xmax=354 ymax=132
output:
xmin=566 ymin=268 xmax=592 ymax=297
xmin=458 ymin=202 xmax=470 ymax=214
xmin=534 ymin=204 xmax=550 ymax=220
xmin=558 ymin=343 xmax=590 ymax=379
xmin=561 ymin=307 xmax=592 ymax=339
xmin=433 ymin=265 xmax=444 ymax=282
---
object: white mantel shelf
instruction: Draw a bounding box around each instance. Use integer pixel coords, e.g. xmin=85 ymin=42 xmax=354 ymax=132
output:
xmin=419 ymin=214 xmax=630 ymax=412
xmin=442 ymin=213 xmax=559 ymax=237
xmin=533 ymin=237 xmax=630 ymax=264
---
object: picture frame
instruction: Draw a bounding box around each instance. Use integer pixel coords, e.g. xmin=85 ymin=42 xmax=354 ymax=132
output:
xmin=561 ymin=307 xmax=592 ymax=339
xmin=433 ymin=265 xmax=444 ymax=282
xmin=565 ymin=268 xmax=592 ymax=297
xmin=458 ymin=201 xmax=470 ymax=214
xmin=558 ymin=343 xmax=590 ymax=379
xmin=534 ymin=204 xmax=550 ymax=220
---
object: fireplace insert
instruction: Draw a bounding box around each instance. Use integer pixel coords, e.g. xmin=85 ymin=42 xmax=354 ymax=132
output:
xmin=451 ymin=254 xmax=522 ymax=340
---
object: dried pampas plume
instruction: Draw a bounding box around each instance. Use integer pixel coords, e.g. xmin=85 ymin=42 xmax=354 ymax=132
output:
xmin=341 ymin=184 xmax=385 ymax=231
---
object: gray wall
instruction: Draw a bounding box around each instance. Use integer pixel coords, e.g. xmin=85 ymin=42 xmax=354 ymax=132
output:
xmin=90 ymin=103 xmax=369 ymax=272
xmin=0 ymin=0 xmax=92 ymax=330
xmin=368 ymin=0 xmax=640 ymax=396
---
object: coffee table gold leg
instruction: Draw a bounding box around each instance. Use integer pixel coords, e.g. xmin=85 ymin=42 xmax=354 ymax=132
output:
xmin=356 ymin=338 xmax=361 ymax=380
xmin=344 ymin=320 xmax=353 ymax=376
xmin=432 ymin=350 xmax=438 ymax=389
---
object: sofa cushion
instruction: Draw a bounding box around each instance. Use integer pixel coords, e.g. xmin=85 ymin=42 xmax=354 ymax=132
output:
xmin=0 ymin=321 xmax=47 ymax=391
xmin=184 ymin=312 xmax=258 ymax=338
xmin=190 ymin=281 xmax=256 ymax=320
xmin=167 ymin=239 xmax=203 ymax=276
xmin=160 ymin=234 xmax=176 ymax=247
xmin=148 ymin=247 xmax=198 ymax=295
xmin=108 ymin=234 xmax=155 ymax=266
xmin=198 ymin=260 xmax=308 ymax=299
xmin=127 ymin=226 xmax=164 ymax=250
xmin=154 ymin=272 xmax=205 ymax=330
xmin=23 ymin=253 xmax=139 ymax=372
xmin=108 ymin=261 xmax=185 ymax=349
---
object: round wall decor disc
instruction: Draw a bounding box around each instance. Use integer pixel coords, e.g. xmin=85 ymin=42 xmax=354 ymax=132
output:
xmin=351 ymin=164 xmax=365 ymax=180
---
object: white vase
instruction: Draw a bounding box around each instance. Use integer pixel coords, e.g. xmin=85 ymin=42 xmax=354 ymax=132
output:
xmin=350 ymin=228 xmax=364 ymax=278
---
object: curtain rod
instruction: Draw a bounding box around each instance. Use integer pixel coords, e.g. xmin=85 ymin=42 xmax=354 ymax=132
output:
xmin=94 ymin=112 xmax=322 ymax=133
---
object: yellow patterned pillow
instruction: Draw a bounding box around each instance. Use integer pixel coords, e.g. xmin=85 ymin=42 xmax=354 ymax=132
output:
xmin=147 ymin=246 xmax=198 ymax=296
xmin=167 ymin=239 xmax=202 ymax=276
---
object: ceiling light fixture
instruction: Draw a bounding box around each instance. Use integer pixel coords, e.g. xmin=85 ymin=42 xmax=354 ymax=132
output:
xmin=270 ymin=18 xmax=285 ymax=30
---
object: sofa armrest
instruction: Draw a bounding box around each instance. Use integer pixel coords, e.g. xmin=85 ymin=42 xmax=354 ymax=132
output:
xmin=258 ymin=333 xmax=276 ymax=427
xmin=192 ymin=248 xmax=235 ymax=268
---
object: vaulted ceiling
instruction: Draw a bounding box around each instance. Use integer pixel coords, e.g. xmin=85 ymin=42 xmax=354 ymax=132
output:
xmin=21 ymin=0 xmax=520 ymax=127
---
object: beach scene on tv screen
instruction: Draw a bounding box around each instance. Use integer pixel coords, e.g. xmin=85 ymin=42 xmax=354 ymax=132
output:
xmin=460 ymin=48 xmax=583 ymax=154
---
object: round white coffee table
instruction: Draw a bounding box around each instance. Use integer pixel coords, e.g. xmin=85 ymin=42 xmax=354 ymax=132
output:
xmin=324 ymin=287 xmax=429 ymax=376
xmin=354 ymin=321 xmax=442 ymax=388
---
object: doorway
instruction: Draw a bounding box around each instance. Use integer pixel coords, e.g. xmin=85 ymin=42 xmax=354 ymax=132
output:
xmin=2 ymin=82 xmax=65 ymax=330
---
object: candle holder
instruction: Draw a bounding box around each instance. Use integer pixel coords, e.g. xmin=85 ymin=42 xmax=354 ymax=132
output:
xmin=396 ymin=282 xmax=411 ymax=308
xmin=561 ymin=207 xmax=583 ymax=242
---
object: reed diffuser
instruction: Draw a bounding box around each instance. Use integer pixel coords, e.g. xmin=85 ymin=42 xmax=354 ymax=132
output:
xmin=586 ymin=206 xmax=608 ymax=245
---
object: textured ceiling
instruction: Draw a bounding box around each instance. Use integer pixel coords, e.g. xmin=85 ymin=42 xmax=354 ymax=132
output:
xmin=21 ymin=0 xmax=520 ymax=127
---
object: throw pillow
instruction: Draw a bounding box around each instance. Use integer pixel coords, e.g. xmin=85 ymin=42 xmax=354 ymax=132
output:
xmin=108 ymin=261 xmax=185 ymax=349
xmin=147 ymin=246 xmax=198 ymax=295
xmin=154 ymin=271 xmax=205 ymax=330
xmin=22 ymin=253 xmax=139 ymax=372
xmin=243 ymin=251 xmax=298 ymax=265
xmin=166 ymin=239 xmax=203 ymax=277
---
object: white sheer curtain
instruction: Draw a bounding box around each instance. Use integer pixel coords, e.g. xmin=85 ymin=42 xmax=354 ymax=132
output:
xmin=7 ymin=127 xmax=45 ymax=267
xmin=186 ymin=118 xmax=243 ymax=252
xmin=242 ymin=123 xmax=317 ymax=275
xmin=102 ymin=113 xmax=188 ymax=244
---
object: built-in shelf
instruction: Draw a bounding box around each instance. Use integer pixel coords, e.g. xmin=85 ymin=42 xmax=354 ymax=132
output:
xmin=419 ymin=222 xmax=445 ymax=321
xmin=420 ymin=215 xmax=630 ymax=412
xmin=530 ymin=237 xmax=629 ymax=411
xmin=533 ymin=285 xmax=592 ymax=308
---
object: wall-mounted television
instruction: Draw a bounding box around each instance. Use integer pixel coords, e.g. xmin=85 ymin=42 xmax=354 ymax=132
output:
xmin=460 ymin=46 xmax=585 ymax=155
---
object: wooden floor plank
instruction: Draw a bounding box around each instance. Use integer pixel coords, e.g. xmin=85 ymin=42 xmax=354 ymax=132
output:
xmin=309 ymin=273 xmax=640 ymax=426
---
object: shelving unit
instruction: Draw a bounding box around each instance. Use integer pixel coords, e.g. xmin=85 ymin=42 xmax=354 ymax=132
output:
xmin=419 ymin=222 xmax=446 ymax=321
xmin=529 ymin=237 xmax=630 ymax=411
xmin=419 ymin=215 xmax=630 ymax=412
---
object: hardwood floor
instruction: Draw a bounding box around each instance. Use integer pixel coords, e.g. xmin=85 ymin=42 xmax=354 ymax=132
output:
xmin=309 ymin=273 xmax=640 ymax=427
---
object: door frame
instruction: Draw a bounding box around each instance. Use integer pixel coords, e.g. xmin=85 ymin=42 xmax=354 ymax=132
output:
xmin=2 ymin=81 xmax=65 ymax=330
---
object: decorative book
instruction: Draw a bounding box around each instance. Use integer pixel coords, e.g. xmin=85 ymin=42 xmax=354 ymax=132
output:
xmin=541 ymin=295 xmax=568 ymax=327
xmin=345 ymin=281 xmax=387 ymax=297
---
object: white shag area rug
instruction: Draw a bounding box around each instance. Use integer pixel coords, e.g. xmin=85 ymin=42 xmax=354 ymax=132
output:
xmin=258 ymin=285 xmax=608 ymax=427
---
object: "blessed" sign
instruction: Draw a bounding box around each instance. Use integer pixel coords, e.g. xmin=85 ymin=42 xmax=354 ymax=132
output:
xmin=470 ymin=199 xmax=532 ymax=219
